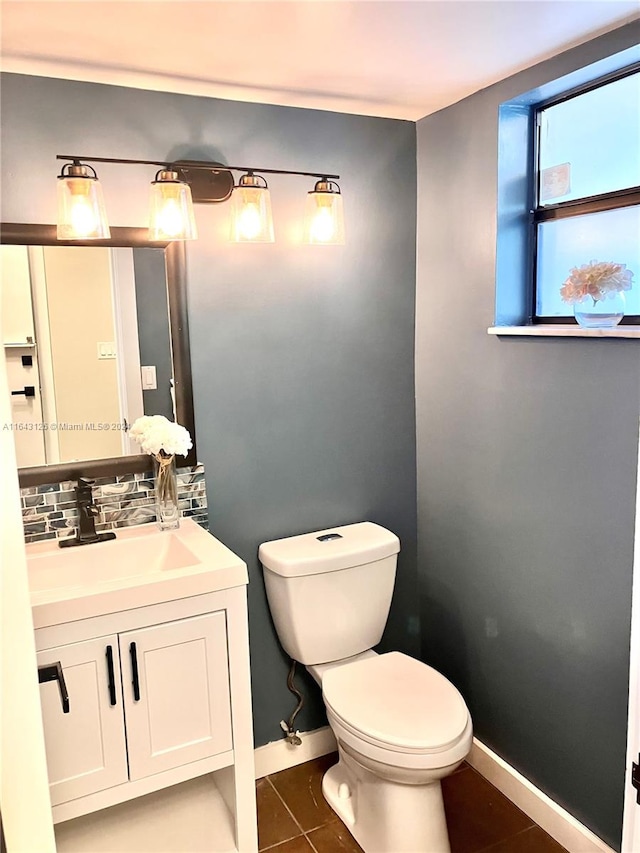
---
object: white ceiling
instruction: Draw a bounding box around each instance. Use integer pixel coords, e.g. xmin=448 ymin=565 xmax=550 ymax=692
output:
xmin=1 ymin=0 xmax=638 ymax=120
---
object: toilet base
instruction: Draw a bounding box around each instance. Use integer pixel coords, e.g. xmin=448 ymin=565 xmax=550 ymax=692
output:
xmin=322 ymin=747 xmax=451 ymax=853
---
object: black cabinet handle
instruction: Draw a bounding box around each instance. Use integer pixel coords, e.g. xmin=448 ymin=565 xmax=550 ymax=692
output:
xmin=11 ymin=386 xmax=35 ymax=397
xmin=38 ymin=661 xmax=70 ymax=714
xmin=106 ymin=645 xmax=117 ymax=706
xmin=130 ymin=642 xmax=140 ymax=701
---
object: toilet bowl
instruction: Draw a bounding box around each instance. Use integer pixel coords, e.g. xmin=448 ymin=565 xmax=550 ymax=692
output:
xmin=310 ymin=650 xmax=472 ymax=852
xmin=259 ymin=522 xmax=473 ymax=853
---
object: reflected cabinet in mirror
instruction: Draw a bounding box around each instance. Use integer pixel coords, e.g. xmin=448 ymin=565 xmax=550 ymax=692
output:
xmin=1 ymin=224 xmax=196 ymax=486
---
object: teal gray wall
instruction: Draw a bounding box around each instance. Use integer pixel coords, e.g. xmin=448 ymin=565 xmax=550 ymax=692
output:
xmin=416 ymin=23 xmax=640 ymax=849
xmin=132 ymin=248 xmax=174 ymax=420
xmin=1 ymin=73 xmax=418 ymax=744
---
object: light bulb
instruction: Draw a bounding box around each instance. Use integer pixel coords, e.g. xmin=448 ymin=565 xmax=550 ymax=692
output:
xmin=238 ymin=203 xmax=263 ymax=240
xmin=310 ymin=208 xmax=335 ymax=243
xmin=70 ymin=196 xmax=98 ymax=238
xmin=157 ymin=198 xmax=184 ymax=239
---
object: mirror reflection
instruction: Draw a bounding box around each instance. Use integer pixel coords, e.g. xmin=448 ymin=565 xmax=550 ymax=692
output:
xmin=1 ymin=244 xmax=174 ymax=467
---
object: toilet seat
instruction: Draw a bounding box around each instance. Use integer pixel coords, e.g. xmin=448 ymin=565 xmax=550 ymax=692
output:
xmin=322 ymin=651 xmax=470 ymax=756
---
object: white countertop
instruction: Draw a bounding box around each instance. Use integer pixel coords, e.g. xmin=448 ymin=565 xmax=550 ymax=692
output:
xmin=27 ymin=519 xmax=248 ymax=628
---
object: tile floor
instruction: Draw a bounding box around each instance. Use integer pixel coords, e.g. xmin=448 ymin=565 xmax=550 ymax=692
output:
xmin=257 ymin=753 xmax=569 ymax=853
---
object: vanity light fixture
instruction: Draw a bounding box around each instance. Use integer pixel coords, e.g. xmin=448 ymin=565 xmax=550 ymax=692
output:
xmin=304 ymin=179 xmax=345 ymax=245
xmin=149 ymin=170 xmax=198 ymax=241
xmin=55 ymin=155 xmax=343 ymax=244
xmin=56 ymin=161 xmax=111 ymax=240
xmin=231 ymin=172 xmax=274 ymax=243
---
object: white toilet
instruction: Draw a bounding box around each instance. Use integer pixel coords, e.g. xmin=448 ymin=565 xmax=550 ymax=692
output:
xmin=259 ymin=521 xmax=473 ymax=853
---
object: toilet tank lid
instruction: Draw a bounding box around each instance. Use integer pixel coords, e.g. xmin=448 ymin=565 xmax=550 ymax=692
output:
xmin=258 ymin=522 xmax=400 ymax=577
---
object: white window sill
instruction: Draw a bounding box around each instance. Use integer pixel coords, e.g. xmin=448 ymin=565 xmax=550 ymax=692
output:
xmin=488 ymin=325 xmax=640 ymax=338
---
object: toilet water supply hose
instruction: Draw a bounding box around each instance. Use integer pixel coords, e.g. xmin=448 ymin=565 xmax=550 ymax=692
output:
xmin=280 ymin=659 xmax=304 ymax=746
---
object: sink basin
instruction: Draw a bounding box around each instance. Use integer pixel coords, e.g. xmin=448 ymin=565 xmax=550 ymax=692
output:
xmin=27 ymin=518 xmax=248 ymax=628
xmin=29 ymin=533 xmax=201 ymax=591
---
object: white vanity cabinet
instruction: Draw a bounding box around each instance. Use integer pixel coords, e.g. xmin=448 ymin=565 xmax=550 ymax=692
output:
xmin=38 ymin=611 xmax=233 ymax=805
xmin=29 ymin=521 xmax=258 ymax=853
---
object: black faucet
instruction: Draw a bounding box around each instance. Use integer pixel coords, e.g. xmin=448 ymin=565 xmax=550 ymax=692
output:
xmin=58 ymin=477 xmax=116 ymax=548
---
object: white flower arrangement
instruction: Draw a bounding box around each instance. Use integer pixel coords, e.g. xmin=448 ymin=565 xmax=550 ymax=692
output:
xmin=130 ymin=416 xmax=193 ymax=528
xmin=130 ymin=415 xmax=192 ymax=459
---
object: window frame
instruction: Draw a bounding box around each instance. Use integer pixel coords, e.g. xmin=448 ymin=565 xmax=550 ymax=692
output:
xmin=531 ymin=63 xmax=640 ymax=325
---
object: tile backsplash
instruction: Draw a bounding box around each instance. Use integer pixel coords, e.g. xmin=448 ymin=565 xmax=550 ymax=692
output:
xmin=20 ymin=464 xmax=208 ymax=544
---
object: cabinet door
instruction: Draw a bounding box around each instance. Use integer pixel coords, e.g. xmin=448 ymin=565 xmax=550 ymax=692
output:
xmin=37 ymin=636 xmax=128 ymax=806
xmin=120 ymin=612 xmax=233 ymax=781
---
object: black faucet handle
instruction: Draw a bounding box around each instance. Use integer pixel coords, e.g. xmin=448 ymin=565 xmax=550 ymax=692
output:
xmin=57 ymin=476 xmax=116 ymax=549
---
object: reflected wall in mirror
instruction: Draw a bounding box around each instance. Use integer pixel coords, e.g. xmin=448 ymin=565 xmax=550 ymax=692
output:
xmin=2 ymin=244 xmax=173 ymax=466
xmin=1 ymin=224 xmax=196 ymax=486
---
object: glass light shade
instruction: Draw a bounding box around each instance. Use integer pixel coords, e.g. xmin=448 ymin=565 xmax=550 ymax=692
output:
xmin=231 ymin=174 xmax=274 ymax=243
xmin=149 ymin=171 xmax=197 ymax=241
xmin=56 ymin=165 xmax=111 ymax=240
xmin=304 ymin=181 xmax=345 ymax=245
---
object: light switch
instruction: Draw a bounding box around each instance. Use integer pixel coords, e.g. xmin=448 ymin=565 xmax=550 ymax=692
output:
xmin=97 ymin=341 xmax=117 ymax=359
xmin=141 ymin=365 xmax=157 ymax=390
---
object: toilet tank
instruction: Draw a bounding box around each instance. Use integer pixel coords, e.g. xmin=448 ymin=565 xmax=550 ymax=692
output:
xmin=259 ymin=522 xmax=400 ymax=665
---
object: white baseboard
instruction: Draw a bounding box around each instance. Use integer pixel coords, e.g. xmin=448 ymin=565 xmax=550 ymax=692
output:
xmin=254 ymin=726 xmax=337 ymax=779
xmin=468 ymin=739 xmax=615 ymax=853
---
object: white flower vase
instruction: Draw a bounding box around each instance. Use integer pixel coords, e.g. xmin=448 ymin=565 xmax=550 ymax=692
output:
xmin=574 ymin=290 xmax=625 ymax=329
xmin=153 ymin=452 xmax=180 ymax=530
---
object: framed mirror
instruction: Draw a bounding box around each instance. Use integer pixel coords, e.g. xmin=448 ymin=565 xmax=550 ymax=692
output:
xmin=1 ymin=223 xmax=197 ymax=487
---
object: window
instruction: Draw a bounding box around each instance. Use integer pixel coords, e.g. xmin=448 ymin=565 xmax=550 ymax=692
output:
xmin=533 ymin=69 xmax=640 ymax=324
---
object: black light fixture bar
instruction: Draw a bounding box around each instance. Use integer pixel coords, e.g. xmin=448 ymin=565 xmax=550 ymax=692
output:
xmin=56 ymin=154 xmax=339 ymax=181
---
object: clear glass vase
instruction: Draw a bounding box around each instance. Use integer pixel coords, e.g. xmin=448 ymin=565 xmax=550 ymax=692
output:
xmin=153 ymin=452 xmax=180 ymax=530
xmin=573 ymin=290 xmax=625 ymax=329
